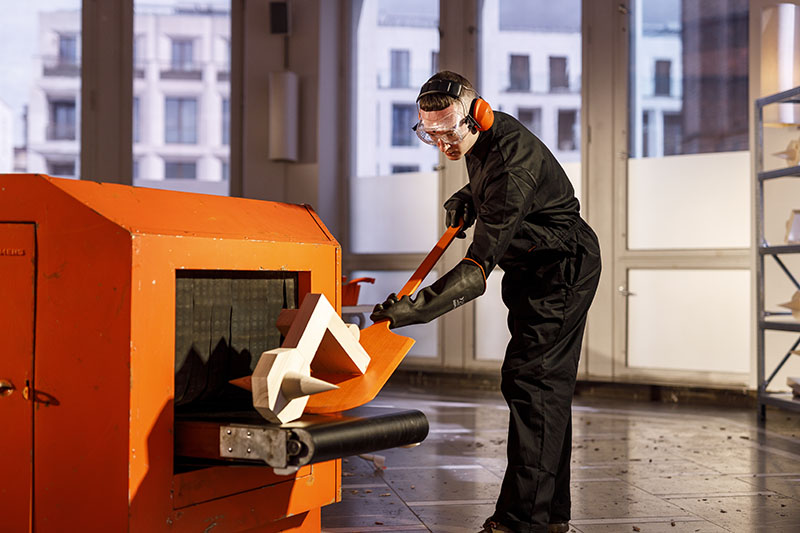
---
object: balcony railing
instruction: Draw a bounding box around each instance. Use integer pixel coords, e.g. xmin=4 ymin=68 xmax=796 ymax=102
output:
xmin=42 ymin=56 xmax=80 ymax=77
xmin=47 ymin=123 xmax=77 ymax=141
xmin=160 ymin=62 xmax=203 ymax=80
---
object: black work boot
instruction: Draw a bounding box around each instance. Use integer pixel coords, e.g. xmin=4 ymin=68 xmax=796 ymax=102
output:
xmin=479 ymin=518 xmax=514 ymax=532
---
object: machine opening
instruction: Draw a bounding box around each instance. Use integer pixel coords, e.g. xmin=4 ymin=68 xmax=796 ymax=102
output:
xmin=173 ymin=270 xmax=298 ymax=472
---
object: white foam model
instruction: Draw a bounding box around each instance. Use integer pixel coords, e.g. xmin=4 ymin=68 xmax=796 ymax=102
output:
xmin=773 ymin=139 xmax=800 ymax=167
xmin=778 ymin=290 xmax=800 ymax=322
xmin=249 ymin=293 xmax=370 ymax=424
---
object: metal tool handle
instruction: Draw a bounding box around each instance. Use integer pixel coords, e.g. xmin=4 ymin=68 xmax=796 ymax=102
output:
xmin=397 ymin=221 xmax=465 ymax=299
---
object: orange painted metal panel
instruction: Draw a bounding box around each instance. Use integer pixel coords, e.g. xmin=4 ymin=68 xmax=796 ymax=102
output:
xmin=172 ymin=465 xmax=313 ymax=509
xmin=49 ymin=177 xmax=337 ymax=245
xmin=0 ymin=223 xmax=36 ymax=532
xmin=0 ymin=174 xmax=343 ymax=532
xmin=128 ymin=233 xmax=339 ymax=527
xmin=164 ymin=462 xmax=336 ymax=532
xmin=0 ymin=175 xmax=132 ymax=530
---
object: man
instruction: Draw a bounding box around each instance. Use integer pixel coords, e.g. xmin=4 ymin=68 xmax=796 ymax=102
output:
xmin=370 ymin=70 xmax=601 ymax=533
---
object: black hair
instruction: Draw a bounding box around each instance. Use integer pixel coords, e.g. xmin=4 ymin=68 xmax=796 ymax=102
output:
xmin=417 ymin=70 xmax=478 ymax=112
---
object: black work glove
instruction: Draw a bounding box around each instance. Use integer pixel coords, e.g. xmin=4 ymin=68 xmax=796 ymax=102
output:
xmin=443 ymin=196 xmax=476 ymax=238
xmin=370 ymin=261 xmax=486 ymax=329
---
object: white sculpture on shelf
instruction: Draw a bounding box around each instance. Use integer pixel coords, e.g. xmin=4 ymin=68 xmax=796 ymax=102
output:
xmin=778 ymin=290 xmax=800 ymax=322
xmin=786 ymin=209 xmax=800 ymax=244
xmin=773 ymin=138 xmax=800 ymax=167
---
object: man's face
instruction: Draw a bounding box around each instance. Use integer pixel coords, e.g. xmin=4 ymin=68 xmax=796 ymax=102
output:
xmin=417 ymin=103 xmax=477 ymax=161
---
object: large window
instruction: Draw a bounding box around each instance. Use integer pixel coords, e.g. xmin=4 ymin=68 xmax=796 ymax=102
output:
xmin=627 ymin=0 xmax=749 ymax=249
xmin=477 ymin=0 xmax=582 ymax=362
xmin=481 ymin=0 xmax=582 ymax=169
xmin=0 ymin=1 xmax=82 ymax=177
xmin=620 ymin=0 xmax=751 ymax=381
xmin=350 ymin=0 xmax=441 ymax=358
xmin=134 ymin=1 xmax=230 ymax=191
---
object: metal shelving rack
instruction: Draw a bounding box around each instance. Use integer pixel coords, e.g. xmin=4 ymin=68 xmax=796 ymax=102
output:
xmin=755 ymin=85 xmax=800 ymax=419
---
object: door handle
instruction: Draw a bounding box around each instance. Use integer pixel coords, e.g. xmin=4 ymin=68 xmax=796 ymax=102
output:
xmin=618 ymin=285 xmax=636 ymax=297
xmin=0 ymin=379 xmax=15 ymax=397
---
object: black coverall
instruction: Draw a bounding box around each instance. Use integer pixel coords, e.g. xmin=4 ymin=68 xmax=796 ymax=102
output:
xmin=452 ymin=111 xmax=601 ymax=531
xmin=372 ymin=111 xmax=601 ymax=531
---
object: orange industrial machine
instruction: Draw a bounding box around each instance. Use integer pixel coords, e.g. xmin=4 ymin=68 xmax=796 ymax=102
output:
xmin=0 ymin=174 xmax=427 ymax=532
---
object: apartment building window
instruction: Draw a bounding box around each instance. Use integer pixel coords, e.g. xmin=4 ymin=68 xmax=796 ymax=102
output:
xmin=391 ymin=103 xmax=416 ymax=146
xmin=509 ymin=54 xmax=530 ymax=92
xmin=48 ymin=99 xmax=76 ymax=140
xmin=517 ymin=107 xmax=542 ymax=136
xmin=431 ymin=51 xmax=439 ymax=76
xmin=654 ymin=59 xmax=671 ymax=96
xmin=59 ymin=34 xmax=78 ymax=65
xmin=642 ymin=110 xmax=650 ymax=158
xmin=549 ymin=56 xmax=568 ymax=92
xmin=390 ymin=50 xmax=410 ymax=88
xmin=557 ymin=109 xmax=577 ymax=151
xmin=391 ymin=164 xmax=419 ymax=174
xmin=132 ymin=159 xmax=140 ymax=180
xmin=165 ymin=97 xmax=197 ymax=144
xmin=47 ymin=159 xmax=75 ymax=177
xmin=221 ymin=160 xmax=229 ymax=181
xmin=663 ymin=112 xmax=682 ymax=156
xmin=165 ymin=160 xmax=197 ymax=179
xmin=171 ymin=38 xmax=194 ymax=71
xmin=133 ymin=35 xmax=144 ymax=78
xmin=222 ymin=98 xmax=229 ymax=145
xmin=133 ymin=97 xmax=140 ymax=143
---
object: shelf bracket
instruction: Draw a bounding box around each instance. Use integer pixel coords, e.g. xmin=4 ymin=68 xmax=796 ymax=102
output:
xmin=764 ymin=336 xmax=800 ymax=389
xmin=771 ymin=255 xmax=800 ymax=291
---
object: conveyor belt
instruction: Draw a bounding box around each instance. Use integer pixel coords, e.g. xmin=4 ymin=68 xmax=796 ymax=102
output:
xmin=175 ymin=408 xmax=429 ymax=471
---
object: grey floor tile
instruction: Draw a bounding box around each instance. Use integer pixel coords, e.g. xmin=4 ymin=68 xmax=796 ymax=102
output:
xmin=408 ymin=501 xmax=497 ymax=533
xmin=666 ymin=493 xmax=800 ymax=532
xmin=322 ymin=386 xmax=800 ymax=533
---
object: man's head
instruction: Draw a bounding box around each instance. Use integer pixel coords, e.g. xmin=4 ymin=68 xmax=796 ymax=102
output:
xmin=414 ymin=71 xmax=483 ymax=161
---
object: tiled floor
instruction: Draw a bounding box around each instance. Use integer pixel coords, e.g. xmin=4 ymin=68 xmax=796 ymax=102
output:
xmin=321 ymin=383 xmax=800 ymax=532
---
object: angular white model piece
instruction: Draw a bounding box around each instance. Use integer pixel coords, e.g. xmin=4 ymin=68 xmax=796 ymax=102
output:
xmin=248 ymin=293 xmax=370 ymax=424
xmin=773 ymin=139 xmax=800 ymax=167
xmin=786 ymin=209 xmax=800 ymax=244
xmin=788 ymin=376 xmax=800 ymax=397
xmin=251 ymin=347 xmax=338 ymax=424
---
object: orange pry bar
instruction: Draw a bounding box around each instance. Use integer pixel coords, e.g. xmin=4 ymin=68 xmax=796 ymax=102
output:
xmin=304 ymin=222 xmax=464 ymax=414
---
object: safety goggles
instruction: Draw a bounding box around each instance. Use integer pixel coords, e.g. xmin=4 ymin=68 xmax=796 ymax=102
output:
xmin=412 ymin=109 xmax=469 ymax=146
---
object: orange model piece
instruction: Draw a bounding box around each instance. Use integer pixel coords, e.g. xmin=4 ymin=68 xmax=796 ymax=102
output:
xmin=0 ymin=174 xmax=342 ymax=532
xmin=305 ymin=223 xmax=462 ymax=413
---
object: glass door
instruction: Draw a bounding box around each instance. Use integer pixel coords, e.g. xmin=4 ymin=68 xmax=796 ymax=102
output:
xmin=616 ymin=0 xmax=752 ymax=384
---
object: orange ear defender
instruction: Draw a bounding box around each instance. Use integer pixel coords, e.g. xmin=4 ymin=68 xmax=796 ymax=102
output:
xmin=417 ymin=79 xmax=494 ymax=134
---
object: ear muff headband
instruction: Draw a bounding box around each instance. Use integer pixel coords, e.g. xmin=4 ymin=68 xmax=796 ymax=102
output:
xmin=417 ymin=79 xmax=494 ymax=133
